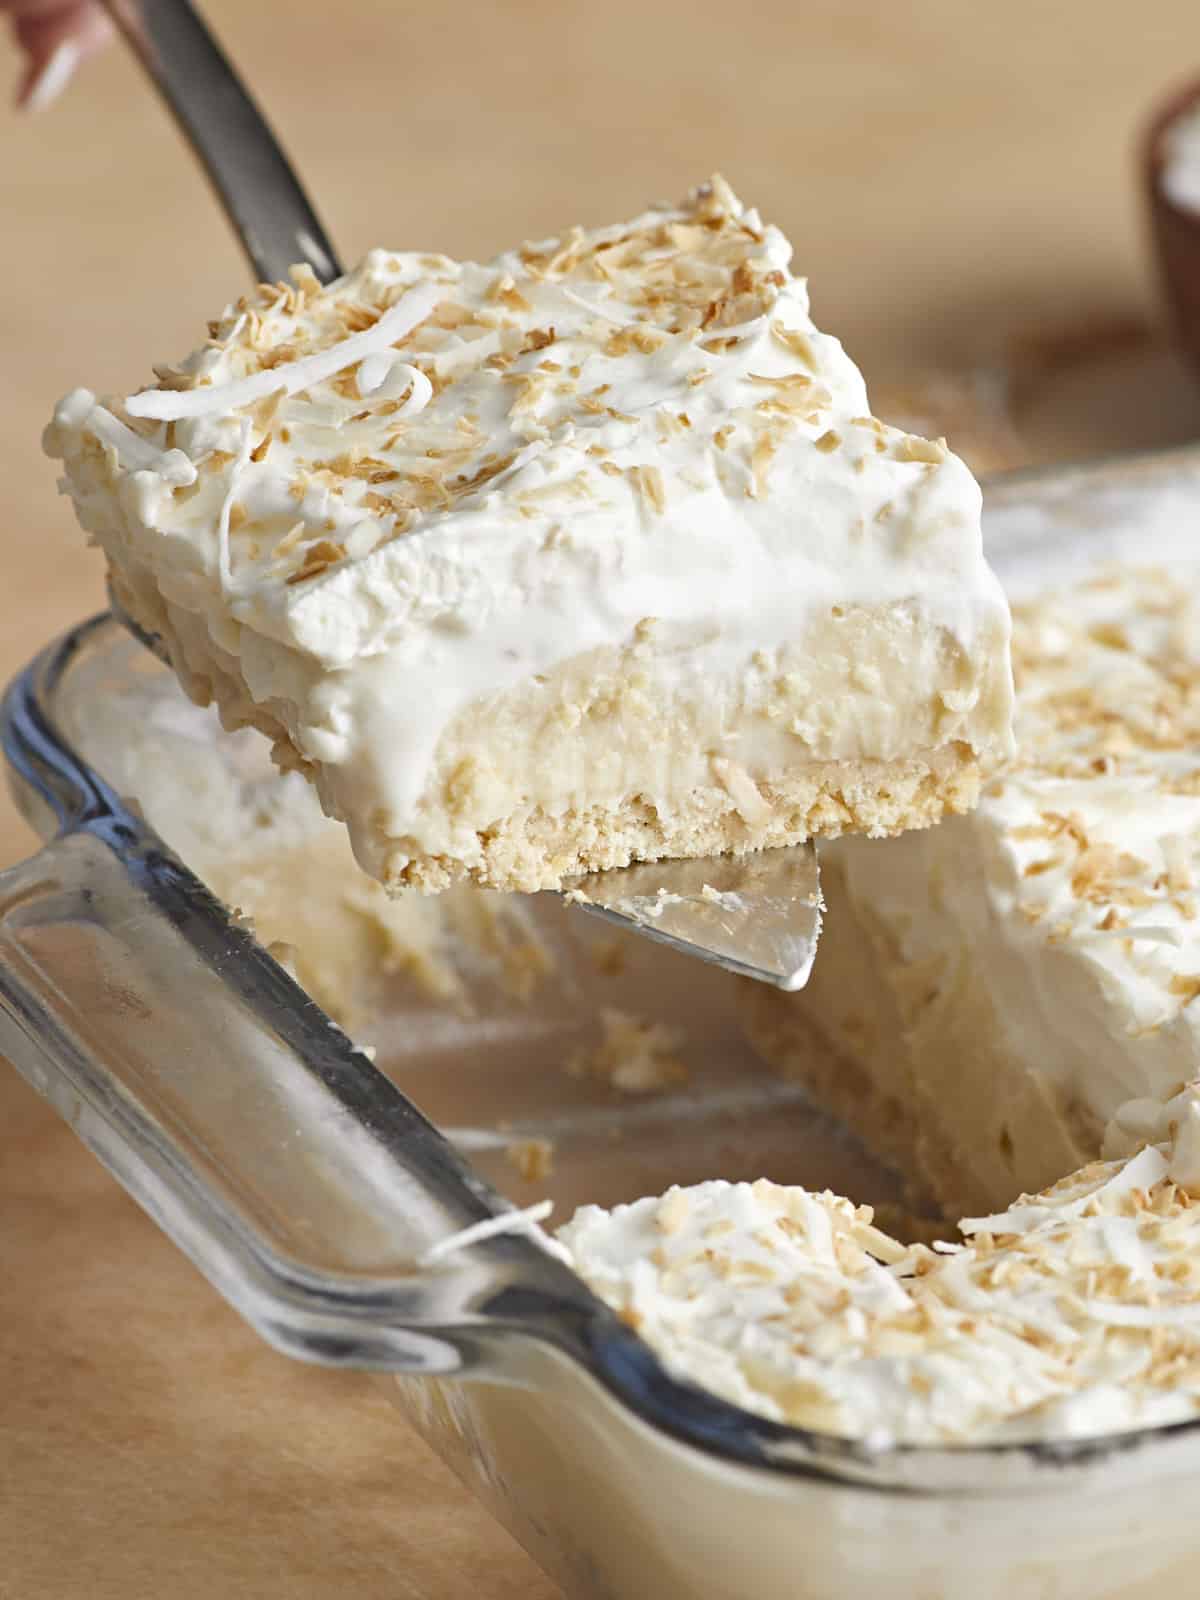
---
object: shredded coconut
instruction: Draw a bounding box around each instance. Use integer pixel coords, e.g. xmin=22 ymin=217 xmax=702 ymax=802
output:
xmin=124 ymin=282 xmax=441 ymax=421
xmin=419 ymin=1198 xmax=554 ymax=1266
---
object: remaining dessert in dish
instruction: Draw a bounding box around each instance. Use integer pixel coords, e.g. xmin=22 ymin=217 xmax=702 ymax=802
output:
xmin=560 ymin=1083 xmax=1200 ymax=1446
xmin=46 ymin=177 xmax=1013 ymax=893
xmin=744 ymin=565 xmax=1200 ymax=1219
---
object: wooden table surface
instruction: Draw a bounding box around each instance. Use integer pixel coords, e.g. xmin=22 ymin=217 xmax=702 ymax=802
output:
xmin=2 ymin=3 xmax=1200 ymax=1595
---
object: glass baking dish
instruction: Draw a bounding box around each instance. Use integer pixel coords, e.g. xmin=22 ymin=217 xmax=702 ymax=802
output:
xmin=4 ymin=444 xmax=1200 ymax=1600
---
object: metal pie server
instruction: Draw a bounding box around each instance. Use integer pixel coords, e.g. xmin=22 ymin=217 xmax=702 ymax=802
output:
xmin=101 ymin=0 xmax=823 ymax=990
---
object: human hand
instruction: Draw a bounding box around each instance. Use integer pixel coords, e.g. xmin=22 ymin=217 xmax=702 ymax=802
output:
xmin=7 ymin=0 xmax=112 ymax=111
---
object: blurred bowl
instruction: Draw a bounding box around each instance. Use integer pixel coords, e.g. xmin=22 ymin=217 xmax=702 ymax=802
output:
xmin=1146 ymin=76 xmax=1200 ymax=377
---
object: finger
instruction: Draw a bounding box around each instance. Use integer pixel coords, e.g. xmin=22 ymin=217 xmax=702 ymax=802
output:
xmin=14 ymin=2 xmax=113 ymax=112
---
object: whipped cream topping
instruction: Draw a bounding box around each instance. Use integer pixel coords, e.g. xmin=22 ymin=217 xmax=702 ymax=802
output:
xmin=561 ymin=1096 xmax=1200 ymax=1445
xmin=1162 ymin=103 xmax=1200 ymax=216
xmin=46 ymin=177 xmax=1012 ymax=883
xmin=826 ymin=565 xmax=1200 ymax=1172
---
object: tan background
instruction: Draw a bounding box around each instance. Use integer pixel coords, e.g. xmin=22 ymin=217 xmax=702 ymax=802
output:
xmin=2 ymin=3 xmax=1200 ymax=1595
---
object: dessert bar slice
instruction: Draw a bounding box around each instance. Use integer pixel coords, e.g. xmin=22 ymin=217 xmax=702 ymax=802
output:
xmin=46 ymin=177 xmax=1013 ymax=893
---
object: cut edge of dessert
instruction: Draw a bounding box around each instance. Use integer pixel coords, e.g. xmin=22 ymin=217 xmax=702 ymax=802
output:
xmin=743 ymin=564 xmax=1200 ymax=1221
xmin=45 ymin=176 xmax=1015 ymax=895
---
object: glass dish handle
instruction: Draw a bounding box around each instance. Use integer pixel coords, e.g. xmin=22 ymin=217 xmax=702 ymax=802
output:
xmin=0 ymin=628 xmax=590 ymax=1375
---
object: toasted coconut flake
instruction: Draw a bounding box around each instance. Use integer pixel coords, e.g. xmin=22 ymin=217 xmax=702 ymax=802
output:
xmin=286 ymin=537 xmax=345 ymax=585
xmin=770 ymin=319 xmax=818 ymax=369
xmin=629 ymin=464 xmax=667 ymax=515
xmin=897 ymin=434 xmax=949 ymax=465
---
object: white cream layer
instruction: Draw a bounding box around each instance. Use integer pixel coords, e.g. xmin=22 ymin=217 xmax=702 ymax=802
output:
xmin=560 ymin=1102 xmax=1200 ymax=1445
xmin=45 ymin=177 xmax=1013 ymax=882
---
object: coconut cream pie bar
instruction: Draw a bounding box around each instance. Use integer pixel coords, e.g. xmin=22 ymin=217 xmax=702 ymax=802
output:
xmin=744 ymin=565 xmax=1200 ymax=1220
xmin=45 ymin=178 xmax=1013 ymax=893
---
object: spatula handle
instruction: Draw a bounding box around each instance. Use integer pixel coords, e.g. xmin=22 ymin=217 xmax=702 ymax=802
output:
xmin=103 ymin=0 xmax=343 ymax=285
